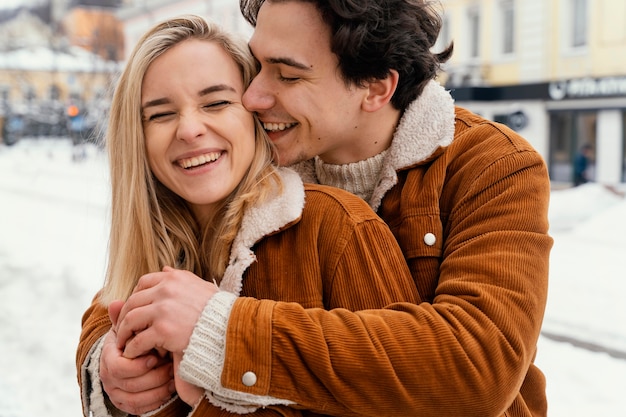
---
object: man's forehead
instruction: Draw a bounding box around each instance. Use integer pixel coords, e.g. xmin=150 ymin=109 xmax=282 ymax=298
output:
xmin=248 ymin=1 xmax=333 ymax=65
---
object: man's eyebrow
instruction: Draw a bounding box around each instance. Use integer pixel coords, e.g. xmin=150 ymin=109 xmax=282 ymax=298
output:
xmin=266 ymin=57 xmax=312 ymax=71
xmin=142 ymin=84 xmax=237 ymax=110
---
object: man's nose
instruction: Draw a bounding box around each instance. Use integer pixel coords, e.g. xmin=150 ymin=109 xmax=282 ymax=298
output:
xmin=243 ymin=76 xmax=275 ymax=112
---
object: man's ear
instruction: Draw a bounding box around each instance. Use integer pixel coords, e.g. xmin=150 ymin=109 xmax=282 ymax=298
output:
xmin=362 ymin=69 xmax=399 ymax=112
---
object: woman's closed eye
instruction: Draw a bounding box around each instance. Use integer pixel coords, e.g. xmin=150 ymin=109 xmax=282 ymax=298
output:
xmin=146 ymin=111 xmax=175 ymax=121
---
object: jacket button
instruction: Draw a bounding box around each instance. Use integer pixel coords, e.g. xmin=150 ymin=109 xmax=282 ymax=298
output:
xmin=423 ymin=232 xmax=436 ymax=246
xmin=242 ymin=371 xmax=257 ymax=387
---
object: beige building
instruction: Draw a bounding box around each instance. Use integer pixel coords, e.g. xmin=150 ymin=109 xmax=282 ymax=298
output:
xmin=0 ymin=7 xmax=122 ymax=106
xmin=117 ymin=0 xmax=252 ymax=60
xmin=439 ymin=0 xmax=626 ymax=185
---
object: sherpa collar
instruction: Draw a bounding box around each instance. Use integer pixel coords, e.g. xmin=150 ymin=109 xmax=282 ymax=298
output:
xmin=218 ymin=167 xmax=305 ymax=295
xmin=291 ymin=80 xmax=455 ymax=211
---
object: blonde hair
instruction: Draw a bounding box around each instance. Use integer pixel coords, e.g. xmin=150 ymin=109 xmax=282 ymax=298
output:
xmin=100 ymin=15 xmax=282 ymax=304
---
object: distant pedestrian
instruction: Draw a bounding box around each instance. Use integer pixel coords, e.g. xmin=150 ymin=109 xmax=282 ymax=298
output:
xmin=67 ymin=104 xmax=86 ymax=161
xmin=574 ymin=144 xmax=593 ymax=186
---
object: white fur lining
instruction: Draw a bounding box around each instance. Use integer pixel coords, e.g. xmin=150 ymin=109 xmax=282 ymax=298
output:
xmin=291 ymin=80 xmax=456 ymax=211
xmin=82 ymin=336 xmax=127 ymax=417
xmin=370 ymin=80 xmax=455 ymax=210
xmin=219 ymin=167 xmax=305 ymax=295
xmin=178 ymin=167 xmax=304 ymax=413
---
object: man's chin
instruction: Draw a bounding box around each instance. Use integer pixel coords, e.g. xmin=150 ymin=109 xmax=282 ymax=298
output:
xmin=275 ymin=151 xmax=310 ymax=168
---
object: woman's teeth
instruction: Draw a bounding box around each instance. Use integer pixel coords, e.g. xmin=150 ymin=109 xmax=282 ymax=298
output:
xmin=263 ymin=122 xmax=296 ymax=132
xmin=178 ymin=152 xmax=221 ymax=169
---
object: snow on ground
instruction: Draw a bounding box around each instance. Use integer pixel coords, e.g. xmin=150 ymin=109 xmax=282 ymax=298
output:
xmin=0 ymin=138 xmax=625 ymax=416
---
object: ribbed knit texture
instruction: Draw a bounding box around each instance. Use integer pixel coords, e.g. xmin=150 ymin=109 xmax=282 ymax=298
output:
xmin=179 ymin=288 xmax=293 ymax=413
xmin=179 ymin=290 xmax=233 ymax=392
xmin=314 ymin=149 xmax=387 ymax=202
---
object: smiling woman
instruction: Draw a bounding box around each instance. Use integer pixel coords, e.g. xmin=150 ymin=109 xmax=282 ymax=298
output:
xmin=76 ymin=14 xmax=420 ymax=417
xmin=141 ymin=38 xmax=256 ymax=227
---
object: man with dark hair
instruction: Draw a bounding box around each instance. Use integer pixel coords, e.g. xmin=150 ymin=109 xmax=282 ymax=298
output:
xmin=89 ymin=1 xmax=553 ymax=416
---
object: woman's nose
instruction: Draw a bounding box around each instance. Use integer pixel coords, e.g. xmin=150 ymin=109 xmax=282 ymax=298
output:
xmin=176 ymin=112 xmax=207 ymax=142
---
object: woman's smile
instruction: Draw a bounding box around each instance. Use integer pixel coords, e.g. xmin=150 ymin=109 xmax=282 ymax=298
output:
xmin=177 ymin=151 xmax=223 ymax=169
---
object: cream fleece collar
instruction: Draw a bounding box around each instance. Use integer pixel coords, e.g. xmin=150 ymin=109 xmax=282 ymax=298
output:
xmin=219 ymin=167 xmax=305 ymax=295
xmin=292 ymin=80 xmax=455 ymax=211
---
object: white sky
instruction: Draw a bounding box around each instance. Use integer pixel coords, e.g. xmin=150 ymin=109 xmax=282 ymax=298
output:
xmin=0 ymin=138 xmax=625 ymax=416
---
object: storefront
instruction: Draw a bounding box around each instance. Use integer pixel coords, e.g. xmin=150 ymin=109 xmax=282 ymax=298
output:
xmin=449 ymin=76 xmax=626 ymax=185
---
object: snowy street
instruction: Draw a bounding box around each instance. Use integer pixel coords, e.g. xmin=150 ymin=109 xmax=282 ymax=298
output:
xmin=1 ymin=138 xmax=625 ymax=416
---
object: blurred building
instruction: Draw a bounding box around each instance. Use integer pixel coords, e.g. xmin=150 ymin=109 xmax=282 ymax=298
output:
xmin=0 ymin=1 xmax=123 ymax=143
xmin=0 ymin=0 xmax=247 ymax=143
xmin=117 ymin=0 xmax=252 ymax=61
xmin=0 ymin=1 xmax=122 ymax=105
xmin=440 ymin=0 xmax=626 ymax=185
xmin=62 ymin=5 xmax=125 ymax=61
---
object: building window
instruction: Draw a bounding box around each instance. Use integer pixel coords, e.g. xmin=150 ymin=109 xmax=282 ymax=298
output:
xmin=499 ymin=0 xmax=515 ymax=55
xmin=549 ymin=110 xmax=596 ymax=183
xmin=467 ymin=6 xmax=481 ymax=58
xmin=571 ymin=0 xmax=588 ymax=48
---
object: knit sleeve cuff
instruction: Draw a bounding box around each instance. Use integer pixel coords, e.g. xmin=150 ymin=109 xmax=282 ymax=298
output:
xmin=179 ymin=292 xmax=293 ymax=414
xmin=179 ymin=290 xmax=236 ymax=389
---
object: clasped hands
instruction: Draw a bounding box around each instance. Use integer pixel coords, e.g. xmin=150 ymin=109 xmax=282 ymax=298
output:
xmin=100 ymin=266 xmax=220 ymax=414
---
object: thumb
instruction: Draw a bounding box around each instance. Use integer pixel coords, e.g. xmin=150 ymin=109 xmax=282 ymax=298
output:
xmin=162 ymin=265 xmax=175 ymax=272
xmin=108 ymin=300 xmax=124 ymax=328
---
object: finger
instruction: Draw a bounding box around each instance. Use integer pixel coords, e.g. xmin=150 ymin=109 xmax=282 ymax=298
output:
xmin=123 ymin=326 xmax=165 ymax=359
xmin=102 ymin=340 xmax=163 ymax=380
xmin=116 ymin=294 xmax=157 ymax=349
xmin=118 ymin=276 xmax=160 ymax=322
xmin=108 ymin=300 xmax=124 ymax=328
xmin=105 ymin=367 xmax=175 ymax=415
xmin=162 ymin=265 xmax=175 ymax=272
xmin=133 ymin=270 xmax=171 ymax=293
xmin=104 ymin=359 xmax=174 ymax=393
xmin=108 ymin=393 xmax=172 ymax=416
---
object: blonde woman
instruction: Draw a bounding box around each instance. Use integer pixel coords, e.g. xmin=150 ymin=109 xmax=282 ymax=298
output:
xmin=76 ymin=15 xmax=419 ymax=417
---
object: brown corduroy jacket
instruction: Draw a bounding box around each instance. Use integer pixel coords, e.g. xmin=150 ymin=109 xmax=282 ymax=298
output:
xmin=207 ymin=87 xmax=552 ymax=417
xmin=76 ymin=169 xmax=421 ymax=417
xmin=78 ymin=81 xmax=552 ymax=417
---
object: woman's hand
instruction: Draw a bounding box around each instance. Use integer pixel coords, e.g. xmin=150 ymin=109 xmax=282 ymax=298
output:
xmin=115 ymin=266 xmax=219 ymax=358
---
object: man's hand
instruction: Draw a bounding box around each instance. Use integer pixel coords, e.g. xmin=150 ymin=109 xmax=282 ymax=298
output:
xmin=99 ymin=301 xmax=175 ymax=414
xmin=115 ymin=266 xmax=219 ymax=359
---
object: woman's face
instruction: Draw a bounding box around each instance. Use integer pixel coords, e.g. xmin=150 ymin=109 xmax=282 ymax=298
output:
xmin=141 ymin=38 xmax=256 ymax=224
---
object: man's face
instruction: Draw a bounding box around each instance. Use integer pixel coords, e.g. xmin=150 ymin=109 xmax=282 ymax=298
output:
xmin=243 ymin=1 xmax=369 ymax=166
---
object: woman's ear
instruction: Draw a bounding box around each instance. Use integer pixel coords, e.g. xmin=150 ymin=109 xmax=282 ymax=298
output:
xmin=362 ymin=69 xmax=399 ymax=112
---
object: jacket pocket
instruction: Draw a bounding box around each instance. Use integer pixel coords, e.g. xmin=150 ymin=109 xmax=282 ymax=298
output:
xmin=394 ymin=213 xmax=443 ymax=259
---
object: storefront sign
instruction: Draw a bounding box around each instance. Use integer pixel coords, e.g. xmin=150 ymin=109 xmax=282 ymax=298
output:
xmin=549 ymin=77 xmax=626 ymax=100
